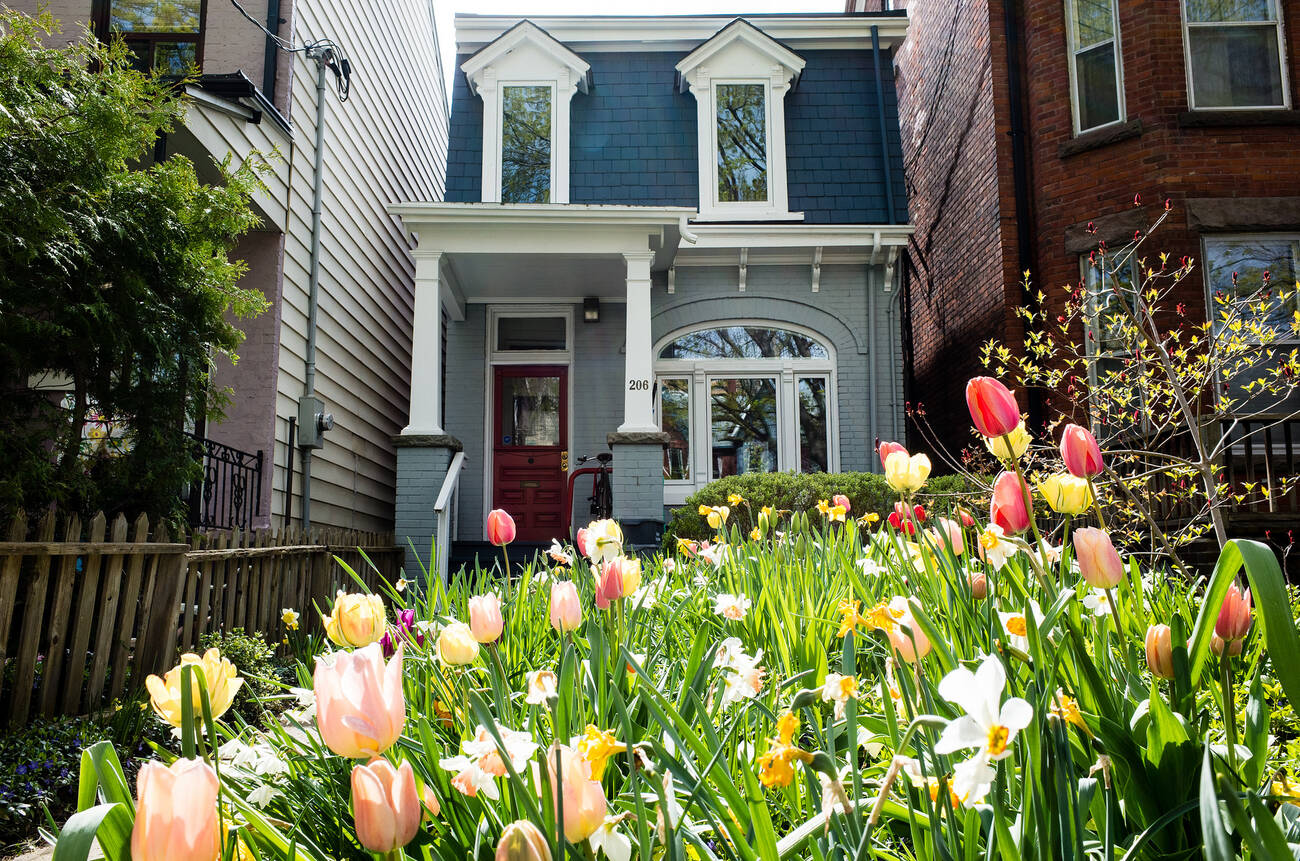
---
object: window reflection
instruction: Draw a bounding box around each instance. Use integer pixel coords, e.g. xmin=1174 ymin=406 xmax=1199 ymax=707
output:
xmin=797 ymin=378 xmax=829 ymax=473
xmin=660 ymin=326 xmax=830 ymax=360
xmin=502 ymin=85 xmax=552 ymax=204
xmin=501 ymin=376 xmax=560 ymax=447
xmin=1204 ymin=235 xmax=1299 ymax=336
xmin=716 ymin=83 xmax=768 ymax=203
xmin=660 ymin=379 xmax=691 ymax=481
xmin=711 ymin=378 xmax=778 ymax=479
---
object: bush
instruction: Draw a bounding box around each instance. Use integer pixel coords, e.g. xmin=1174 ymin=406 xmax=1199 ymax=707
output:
xmin=663 ymin=470 xmax=980 ymax=546
xmin=198 ymin=628 xmax=287 ymax=722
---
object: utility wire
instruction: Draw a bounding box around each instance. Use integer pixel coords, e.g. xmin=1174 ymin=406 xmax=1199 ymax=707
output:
xmin=228 ymin=0 xmax=352 ymax=101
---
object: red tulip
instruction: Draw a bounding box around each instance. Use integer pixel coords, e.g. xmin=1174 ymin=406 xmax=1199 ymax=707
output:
xmin=886 ymin=511 xmax=917 ymax=535
xmin=1060 ymin=424 xmax=1104 ymax=478
xmin=966 ymin=377 xmax=1021 ymax=439
xmin=989 ymin=471 xmax=1031 ymax=534
xmin=878 ymin=440 xmax=908 ymax=471
xmin=487 ymin=509 xmax=516 ymax=546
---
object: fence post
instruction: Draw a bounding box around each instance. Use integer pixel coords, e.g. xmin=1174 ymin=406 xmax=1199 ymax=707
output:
xmin=138 ymin=548 xmax=189 ymax=677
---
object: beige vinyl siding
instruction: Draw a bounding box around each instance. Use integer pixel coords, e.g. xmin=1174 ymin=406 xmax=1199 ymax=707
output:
xmin=176 ymin=98 xmax=292 ymax=226
xmin=272 ymin=0 xmax=447 ymax=531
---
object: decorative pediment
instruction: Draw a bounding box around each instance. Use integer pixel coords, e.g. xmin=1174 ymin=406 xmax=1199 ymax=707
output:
xmin=461 ymin=20 xmax=590 ymax=97
xmin=676 ymin=19 xmax=805 ymax=93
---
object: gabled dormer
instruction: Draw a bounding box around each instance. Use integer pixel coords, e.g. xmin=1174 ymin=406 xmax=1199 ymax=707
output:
xmin=677 ymin=19 xmax=805 ymax=221
xmin=461 ymin=21 xmax=591 ymax=204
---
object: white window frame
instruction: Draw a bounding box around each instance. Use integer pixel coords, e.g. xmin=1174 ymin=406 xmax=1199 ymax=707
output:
xmin=707 ymin=78 xmax=781 ymax=217
xmin=653 ymin=321 xmax=838 ymax=504
xmin=496 ymin=81 xmax=557 ymax=205
xmin=657 ymin=376 xmax=694 ymax=486
xmin=1064 ymin=0 xmax=1127 ymax=135
xmin=1180 ymin=0 xmax=1291 ymax=111
xmin=1201 ymin=232 xmax=1300 ymax=344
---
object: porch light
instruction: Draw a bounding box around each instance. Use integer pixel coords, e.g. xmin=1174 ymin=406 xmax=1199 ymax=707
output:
xmin=584 ymin=296 xmax=600 ymax=323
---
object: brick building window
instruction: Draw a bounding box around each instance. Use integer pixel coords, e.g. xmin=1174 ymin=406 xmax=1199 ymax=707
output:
xmin=100 ymin=0 xmax=205 ymax=75
xmin=1203 ymin=234 xmax=1300 ymax=339
xmin=1065 ymin=0 xmax=1125 ymax=133
xmin=1183 ymin=0 xmax=1288 ymax=109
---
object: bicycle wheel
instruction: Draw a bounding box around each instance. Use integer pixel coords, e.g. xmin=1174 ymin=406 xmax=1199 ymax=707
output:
xmin=595 ymin=472 xmax=613 ymax=520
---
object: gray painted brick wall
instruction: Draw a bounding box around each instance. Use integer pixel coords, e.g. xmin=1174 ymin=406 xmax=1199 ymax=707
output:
xmin=612 ymin=442 xmax=666 ymax=520
xmin=395 ymin=445 xmax=454 ymax=574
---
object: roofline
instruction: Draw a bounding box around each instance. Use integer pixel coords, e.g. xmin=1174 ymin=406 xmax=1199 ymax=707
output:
xmin=388 ymin=202 xmax=696 ymax=227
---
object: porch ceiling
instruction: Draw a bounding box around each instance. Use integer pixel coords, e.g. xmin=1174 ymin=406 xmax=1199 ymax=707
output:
xmin=448 ymin=252 xmax=631 ymax=302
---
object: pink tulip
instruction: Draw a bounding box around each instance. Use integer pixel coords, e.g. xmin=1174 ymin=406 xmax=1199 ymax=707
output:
xmin=131 ymin=758 xmax=220 ymax=861
xmin=1060 ymin=424 xmax=1104 ymax=478
xmin=878 ymin=440 xmax=907 ymax=471
xmin=932 ymin=517 xmax=964 ymax=555
xmin=1145 ymin=624 xmax=1175 ymax=679
xmin=1214 ymin=583 xmax=1253 ymax=644
xmin=314 ymin=643 xmax=406 ymax=758
xmin=546 ymin=744 xmax=608 ymax=842
xmin=468 ymin=593 xmax=504 ymax=644
xmin=487 ymin=509 xmax=516 ymax=546
xmin=989 ymin=471 xmax=1031 ymax=534
xmin=832 ymin=494 xmax=851 ymax=514
xmin=966 ymin=377 xmax=1021 ymax=439
xmin=496 ymin=820 xmax=552 ymax=861
xmin=1073 ymin=527 xmax=1124 ymax=589
xmin=595 ymin=558 xmax=625 ymax=610
xmin=352 ymin=759 xmax=421 ymax=854
xmin=887 ymin=597 xmax=931 ymax=663
xmin=549 ymin=581 xmax=582 ymax=633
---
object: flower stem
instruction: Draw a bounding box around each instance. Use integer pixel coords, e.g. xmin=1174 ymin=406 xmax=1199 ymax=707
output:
xmin=1220 ymin=655 xmax=1240 ymax=774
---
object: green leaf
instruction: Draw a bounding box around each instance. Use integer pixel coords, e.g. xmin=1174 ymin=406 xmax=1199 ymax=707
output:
xmin=53 ymin=803 xmax=132 ymax=861
xmin=1199 ymin=746 xmax=1233 ymax=861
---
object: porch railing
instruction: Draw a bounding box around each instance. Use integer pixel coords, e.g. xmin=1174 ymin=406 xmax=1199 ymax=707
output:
xmin=186 ymin=433 xmax=264 ymax=530
xmin=434 ymin=451 xmax=466 ymax=581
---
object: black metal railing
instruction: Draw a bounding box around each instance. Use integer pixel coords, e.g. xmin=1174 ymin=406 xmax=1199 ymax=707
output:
xmin=186 ymin=433 xmax=263 ymax=530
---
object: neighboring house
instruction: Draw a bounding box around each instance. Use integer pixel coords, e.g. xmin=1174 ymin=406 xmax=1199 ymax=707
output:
xmin=391 ymin=12 xmax=912 ymax=569
xmin=848 ymin=0 xmax=1300 ymax=467
xmin=23 ymin=0 xmax=449 ymax=532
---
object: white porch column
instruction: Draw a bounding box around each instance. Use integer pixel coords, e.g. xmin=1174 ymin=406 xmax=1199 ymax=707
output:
xmin=403 ymin=250 xmax=444 ymax=435
xmin=619 ymin=251 xmax=658 ymax=433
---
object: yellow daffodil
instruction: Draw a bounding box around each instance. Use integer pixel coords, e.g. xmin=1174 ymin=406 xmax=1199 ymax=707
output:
xmin=698 ymin=505 xmax=730 ymax=530
xmin=817 ymin=499 xmax=847 ymax=523
xmin=755 ymin=712 xmax=814 ymax=788
xmin=281 ymin=608 xmax=300 ymax=631
xmin=575 ymin=725 xmax=626 ymax=780
xmin=837 ymin=599 xmax=867 ymax=637
xmin=727 ymin=493 xmax=744 ymax=507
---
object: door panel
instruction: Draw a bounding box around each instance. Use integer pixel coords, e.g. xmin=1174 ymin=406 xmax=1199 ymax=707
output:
xmin=492 ymin=366 xmax=567 ymax=542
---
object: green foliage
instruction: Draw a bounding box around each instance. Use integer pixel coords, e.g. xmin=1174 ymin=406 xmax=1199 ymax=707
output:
xmin=663 ymin=470 xmax=978 ymax=545
xmin=0 ymin=10 xmax=269 ymax=522
xmin=198 ymin=627 xmax=288 ymax=722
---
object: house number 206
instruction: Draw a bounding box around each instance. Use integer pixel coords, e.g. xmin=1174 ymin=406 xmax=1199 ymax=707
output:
xmin=628 ymin=379 xmax=651 ymax=391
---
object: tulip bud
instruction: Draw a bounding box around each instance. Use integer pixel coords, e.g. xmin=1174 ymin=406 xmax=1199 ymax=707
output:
xmin=468 ymin=593 xmax=504 ymax=644
xmin=1073 ymin=527 xmax=1124 ymax=589
xmin=1144 ymin=624 xmax=1175 ymax=679
xmin=885 ymin=450 xmax=932 ymax=493
xmin=1214 ymin=583 xmax=1253 ymax=644
xmin=351 ymin=759 xmax=420 ymax=854
xmin=437 ymin=621 xmax=480 ymax=666
xmin=549 ymin=581 xmax=582 ymax=633
xmin=487 ymin=509 xmax=517 ymax=546
xmin=878 ymin=440 xmax=908 ymax=471
xmin=932 ymin=517 xmax=964 ymax=555
xmin=1211 ymin=633 xmax=1244 ymax=657
xmin=967 ymin=570 xmax=987 ymax=600
xmin=496 ymin=820 xmax=553 ymax=861
xmin=966 ymin=377 xmax=1021 ymax=438
xmin=1060 ymin=424 xmax=1104 ymax=478
xmin=314 ymin=643 xmax=406 ymax=758
xmin=990 ymin=471 xmax=1031 ymax=534
xmin=832 ymin=494 xmax=851 ymax=514
xmin=887 ymin=597 xmax=931 ymax=663
xmin=131 ymin=759 xmax=220 ymax=861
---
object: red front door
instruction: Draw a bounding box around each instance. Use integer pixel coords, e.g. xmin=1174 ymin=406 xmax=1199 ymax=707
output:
xmin=492 ymin=365 xmax=568 ymax=542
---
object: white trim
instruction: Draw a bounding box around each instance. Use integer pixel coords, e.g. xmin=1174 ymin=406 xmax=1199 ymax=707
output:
xmin=1064 ymin=0 xmax=1126 ymax=136
xmin=683 ymin=223 xmax=914 ymax=248
xmin=1180 ymin=0 xmax=1291 ymax=110
xmin=676 ymin=19 xmax=807 ymax=82
xmin=488 ymin=304 xmax=575 ymax=362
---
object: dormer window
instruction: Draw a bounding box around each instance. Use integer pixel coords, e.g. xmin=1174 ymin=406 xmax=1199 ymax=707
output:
xmin=678 ymin=20 xmax=805 ymax=221
xmin=462 ymin=21 xmax=589 ymax=204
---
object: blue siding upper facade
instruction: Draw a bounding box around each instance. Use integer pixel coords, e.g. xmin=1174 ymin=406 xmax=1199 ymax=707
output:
xmin=445 ymin=36 xmax=909 ymax=223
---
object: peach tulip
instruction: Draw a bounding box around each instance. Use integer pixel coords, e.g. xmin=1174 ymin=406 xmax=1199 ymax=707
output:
xmin=496 ymin=820 xmax=552 ymax=861
xmin=1060 ymin=423 xmax=1105 ymax=479
xmin=323 ymin=591 xmax=387 ymax=649
xmin=1214 ymin=583 xmax=1253 ymax=648
xmin=967 ymin=570 xmax=988 ymax=600
xmin=990 ymin=471 xmax=1031 ymax=534
xmin=314 ymin=643 xmax=406 ymax=758
xmin=546 ymin=744 xmax=607 ymax=842
xmin=487 ymin=509 xmax=517 ymax=546
xmin=887 ymin=597 xmax=931 ymax=663
xmin=131 ymin=758 xmax=220 ymax=861
xmin=966 ymin=377 xmax=1021 ymax=439
xmin=1073 ymin=527 xmax=1123 ymax=589
xmin=1145 ymin=624 xmax=1175 ymax=679
xmin=878 ymin=440 xmax=907 ymax=471
xmin=833 ymin=494 xmax=852 ymax=514
xmin=468 ymin=593 xmax=504 ymax=644
xmin=595 ymin=556 xmax=640 ymax=609
xmin=352 ymin=759 xmax=421 ymax=854
xmin=550 ymin=581 xmax=582 ymax=633
xmin=931 ymin=517 xmax=964 ymax=555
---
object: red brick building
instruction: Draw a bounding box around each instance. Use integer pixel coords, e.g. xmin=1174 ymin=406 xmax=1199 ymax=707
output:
xmin=849 ymin=0 xmax=1300 ymax=465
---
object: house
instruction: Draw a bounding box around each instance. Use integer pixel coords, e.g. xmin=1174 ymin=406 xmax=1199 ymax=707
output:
xmin=848 ymin=0 xmax=1300 ymax=471
xmin=22 ymin=0 xmax=449 ymax=532
xmin=390 ymin=12 xmax=913 ymax=571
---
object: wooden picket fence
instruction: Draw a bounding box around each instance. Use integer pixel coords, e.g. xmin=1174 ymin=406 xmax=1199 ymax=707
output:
xmin=0 ymin=509 xmax=402 ymax=726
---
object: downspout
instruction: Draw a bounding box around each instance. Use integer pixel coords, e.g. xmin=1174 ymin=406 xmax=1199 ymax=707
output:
xmin=868 ymin=266 xmax=879 ymax=457
xmin=870 ymin=26 xmax=897 ymax=224
xmin=262 ymin=0 xmax=281 ymax=102
xmin=1001 ymin=0 xmax=1043 ymax=428
xmin=885 ymin=248 xmax=902 ymax=441
xmin=300 ymin=54 xmax=327 ymax=531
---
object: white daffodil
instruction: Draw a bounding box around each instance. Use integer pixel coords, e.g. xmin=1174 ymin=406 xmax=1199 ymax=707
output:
xmin=247 ymin=783 xmax=278 ymax=808
xmin=997 ymin=599 xmax=1043 ymax=653
xmin=697 ymin=542 xmax=728 ymax=568
xmin=935 ymin=656 xmax=1033 ymax=772
xmin=548 ymin=538 xmax=573 ymax=566
xmin=714 ymin=592 xmax=752 ymax=621
xmin=525 ymin=670 xmax=558 ymax=705
xmin=662 ymin=558 xmax=677 ymax=575
xmin=716 ymin=638 xmax=765 ymax=709
xmin=951 ymin=755 xmax=996 ymax=805
xmin=589 ymin=817 xmax=632 ymax=861
xmin=460 ymin=724 xmax=539 ymax=773
xmin=439 ymin=756 xmax=501 ymax=799
xmin=1082 ymin=590 xmax=1114 ymax=617
xmin=978 ymin=524 xmax=1021 ymax=570
xmin=820 ymin=673 xmax=860 ymax=720
xmin=857 ymin=557 xmax=886 ymax=576
xmin=819 ymin=764 xmax=853 ymax=822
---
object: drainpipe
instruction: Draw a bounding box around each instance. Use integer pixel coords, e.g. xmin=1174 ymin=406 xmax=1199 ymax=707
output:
xmin=868 ymin=267 xmax=879 ymax=458
xmin=885 ymin=248 xmax=902 ymax=441
xmin=870 ymin=25 xmax=898 ymax=225
xmin=262 ymin=0 xmax=281 ymax=102
xmin=300 ymin=52 xmax=328 ymax=531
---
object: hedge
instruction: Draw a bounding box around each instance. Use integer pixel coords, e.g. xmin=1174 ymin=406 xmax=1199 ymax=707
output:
xmin=662 ymin=471 xmax=981 ymax=547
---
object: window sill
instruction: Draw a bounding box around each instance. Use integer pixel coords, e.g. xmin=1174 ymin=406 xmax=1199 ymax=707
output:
xmin=1058 ymin=118 xmax=1143 ymax=159
xmin=1178 ymin=109 xmax=1300 ymax=128
xmin=693 ymin=211 xmax=806 ymax=223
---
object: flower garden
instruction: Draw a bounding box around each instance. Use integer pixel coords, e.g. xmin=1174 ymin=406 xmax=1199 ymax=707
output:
xmin=51 ymin=376 xmax=1300 ymax=861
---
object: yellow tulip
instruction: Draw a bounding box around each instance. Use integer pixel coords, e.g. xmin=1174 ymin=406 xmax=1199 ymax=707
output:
xmin=323 ymin=591 xmax=387 ymax=649
xmin=437 ymin=621 xmax=480 ymax=666
xmin=145 ymin=648 xmax=243 ymax=727
xmin=1037 ymin=473 xmax=1093 ymax=515
xmin=985 ymin=422 xmax=1031 ymax=461
xmin=884 ymin=451 xmax=931 ymax=493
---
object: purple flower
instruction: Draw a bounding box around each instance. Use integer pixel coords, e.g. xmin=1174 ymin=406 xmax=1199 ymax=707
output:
xmin=380 ymin=609 xmax=424 ymax=657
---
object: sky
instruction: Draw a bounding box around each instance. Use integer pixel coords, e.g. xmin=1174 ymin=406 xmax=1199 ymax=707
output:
xmin=433 ymin=0 xmax=846 ymax=95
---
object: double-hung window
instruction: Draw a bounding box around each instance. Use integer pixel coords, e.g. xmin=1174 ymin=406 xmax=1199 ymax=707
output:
xmin=715 ymin=83 xmax=769 ymax=204
xmin=1183 ymin=0 xmax=1288 ymax=109
xmin=500 ymin=85 xmax=553 ymax=204
xmin=1203 ymin=234 xmax=1300 ymax=340
xmin=1065 ymin=0 xmax=1125 ymax=133
xmin=102 ymin=0 xmax=204 ymax=74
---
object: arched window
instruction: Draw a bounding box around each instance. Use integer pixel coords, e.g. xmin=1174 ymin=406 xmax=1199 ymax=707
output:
xmin=655 ymin=322 xmax=837 ymax=503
